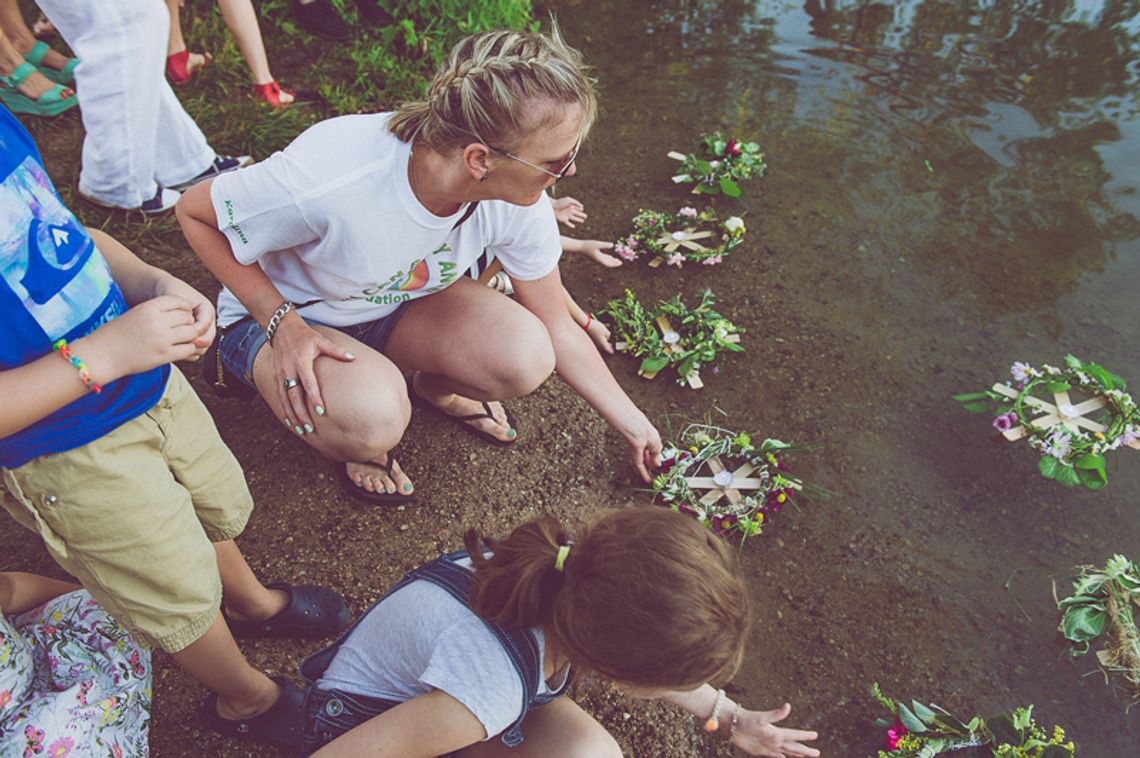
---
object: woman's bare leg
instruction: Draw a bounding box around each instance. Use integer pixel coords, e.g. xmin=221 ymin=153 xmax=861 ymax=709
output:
xmin=251 ymin=325 xmax=414 ymax=495
xmin=384 ymin=278 xmax=555 ymax=441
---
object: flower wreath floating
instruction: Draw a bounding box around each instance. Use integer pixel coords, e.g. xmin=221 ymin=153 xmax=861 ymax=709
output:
xmin=652 ymin=425 xmax=826 ymax=542
xmin=612 ymin=207 xmax=745 ymax=268
xmin=954 ymin=355 xmax=1139 ymax=489
xmin=603 ymin=289 xmax=743 ymax=389
xmin=667 ymin=132 xmax=766 ymax=197
xmin=1057 ymin=554 xmax=1140 ymax=702
xmin=870 ymin=683 xmax=1074 ymax=757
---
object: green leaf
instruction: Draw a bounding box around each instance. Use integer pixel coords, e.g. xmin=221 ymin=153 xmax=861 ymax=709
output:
xmin=1061 ymin=606 xmax=1107 ymax=642
xmin=639 ymin=355 xmax=669 ymax=374
xmin=1077 ymin=467 xmax=1107 ymax=489
xmin=1045 ymin=381 xmax=1072 ymax=393
xmin=1056 ymin=465 xmax=1081 ymax=487
xmin=1057 ymin=594 xmax=1103 ymax=609
xmin=1064 ymin=354 xmax=1085 ymax=369
xmin=896 ymin=703 xmax=928 ymax=733
xmin=713 ymin=139 xmax=726 ymax=156
xmin=953 ymin=392 xmax=992 ymax=402
xmin=986 ymin=713 xmax=1022 ymax=744
xmin=719 ymin=176 xmax=742 ymax=197
xmin=910 ymin=700 xmax=936 ymax=723
xmin=960 ymin=402 xmax=991 ymax=413
xmin=1039 ymin=456 xmax=1060 ymax=479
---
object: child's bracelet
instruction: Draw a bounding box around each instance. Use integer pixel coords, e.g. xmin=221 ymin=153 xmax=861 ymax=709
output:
xmin=52 ymin=339 xmax=102 ymax=394
xmin=728 ymin=702 xmax=742 ymax=741
xmin=703 ymin=688 xmax=726 ymax=732
xmin=583 ymin=313 xmax=594 ymax=331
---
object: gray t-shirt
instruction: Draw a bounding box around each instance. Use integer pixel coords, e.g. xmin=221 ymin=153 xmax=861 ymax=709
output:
xmin=317 ymin=576 xmax=566 ymax=740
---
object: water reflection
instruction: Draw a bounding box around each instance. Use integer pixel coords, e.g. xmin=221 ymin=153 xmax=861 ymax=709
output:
xmin=604 ymin=0 xmax=1140 ymax=318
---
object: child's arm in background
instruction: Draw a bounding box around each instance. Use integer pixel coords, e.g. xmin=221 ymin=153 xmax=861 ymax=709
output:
xmin=311 ymin=689 xmax=486 ymax=758
xmin=0 ymin=229 xmax=210 ymax=438
xmin=562 ymin=287 xmax=613 ymax=355
xmin=550 ymin=194 xmax=587 ymax=228
xmin=0 ymin=572 xmax=81 ymax=615
xmin=561 ymin=235 xmax=622 ymax=268
xmin=625 ymin=684 xmax=820 ymax=757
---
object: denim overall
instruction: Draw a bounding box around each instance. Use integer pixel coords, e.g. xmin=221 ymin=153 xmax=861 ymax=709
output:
xmin=299 ymin=551 xmax=565 ymax=753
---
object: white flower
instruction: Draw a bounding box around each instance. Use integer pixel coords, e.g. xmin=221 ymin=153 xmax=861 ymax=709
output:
xmin=1010 ymin=361 xmax=1033 ymax=383
xmin=724 ymin=216 xmax=746 ymax=235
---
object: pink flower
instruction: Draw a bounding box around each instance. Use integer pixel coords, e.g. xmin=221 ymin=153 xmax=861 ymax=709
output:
xmin=701 ymin=255 xmax=723 ymax=265
xmin=992 ymin=412 xmax=1019 ymax=432
xmin=626 ymin=236 xmax=639 ymax=249
xmin=48 ymin=737 xmax=73 ymax=758
xmin=884 ymin=717 xmax=907 ymax=750
xmin=667 ymin=253 xmax=685 ymax=267
xmin=725 ymin=139 xmax=742 ymax=157
xmin=679 ymin=207 xmax=698 ymax=218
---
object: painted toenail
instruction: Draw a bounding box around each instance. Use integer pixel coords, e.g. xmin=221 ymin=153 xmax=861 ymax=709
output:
xmin=507 ymin=428 xmax=517 ymax=438
xmin=402 ymin=484 xmax=412 ymax=492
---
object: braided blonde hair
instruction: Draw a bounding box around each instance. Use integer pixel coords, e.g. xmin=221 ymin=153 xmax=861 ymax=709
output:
xmin=388 ymin=26 xmax=597 ymax=153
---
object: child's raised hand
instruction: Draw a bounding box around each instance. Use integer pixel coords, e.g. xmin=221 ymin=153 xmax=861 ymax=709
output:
xmin=83 ymin=295 xmax=205 ymax=382
xmin=151 ymin=274 xmax=216 ymax=360
xmin=550 ymin=195 xmax=587 ymax=228
xmin=732 ymin=703 xmax=820 ymax=757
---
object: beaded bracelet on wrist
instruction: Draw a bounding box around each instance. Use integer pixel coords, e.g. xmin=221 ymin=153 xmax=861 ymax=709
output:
xmin=52 ymin=339 xmax=102 ymax=394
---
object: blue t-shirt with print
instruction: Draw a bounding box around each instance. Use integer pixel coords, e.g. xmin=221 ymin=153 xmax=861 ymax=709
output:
xmin=0 ymin=107 xmax=167 ymax=468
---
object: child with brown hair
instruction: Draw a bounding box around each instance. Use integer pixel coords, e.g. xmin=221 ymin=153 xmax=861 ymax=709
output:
xmin=297 ymin=507 xmax=820 ymax=757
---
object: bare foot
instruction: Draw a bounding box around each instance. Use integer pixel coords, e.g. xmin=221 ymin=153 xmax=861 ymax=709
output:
xmin=346 ymin=454 xmax=414 ymax=495
xmin=186 ymin=51 xmax=210 ymax=75
xmin=412 ymin=373 xmax=516 ymax=443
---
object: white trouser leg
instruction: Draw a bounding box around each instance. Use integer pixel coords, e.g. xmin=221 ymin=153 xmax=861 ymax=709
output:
xmin=37 ymin=0 xmax=214 ymax=207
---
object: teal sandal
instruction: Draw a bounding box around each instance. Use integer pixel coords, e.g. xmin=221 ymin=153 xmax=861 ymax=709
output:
xmin=23 ymin=40 xmax=78 ymax=85
xmin=0 ymin=62 xmax=77 ymax=117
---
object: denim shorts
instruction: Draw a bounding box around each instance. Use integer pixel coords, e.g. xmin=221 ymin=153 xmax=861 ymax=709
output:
xmin=217 ymin=304 xmax=409 ymax=389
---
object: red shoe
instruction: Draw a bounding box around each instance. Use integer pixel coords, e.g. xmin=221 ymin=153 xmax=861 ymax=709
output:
xmin=252 ymin=80 xmax=295 ymax=108
xmin=165 ymin=49 xmax=211 ymax=86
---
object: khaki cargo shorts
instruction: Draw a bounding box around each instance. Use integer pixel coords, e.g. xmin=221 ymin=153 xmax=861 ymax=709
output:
xmin=2 ymin=367 xmax=254 ymax=653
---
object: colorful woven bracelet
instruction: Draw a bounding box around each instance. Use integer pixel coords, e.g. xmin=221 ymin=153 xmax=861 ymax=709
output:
xmin=53 ymin=339 xmax=102 ymax=394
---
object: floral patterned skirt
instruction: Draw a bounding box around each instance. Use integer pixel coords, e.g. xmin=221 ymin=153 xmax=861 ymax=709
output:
xmin=1 ymin=590 xmax=151 ymax=757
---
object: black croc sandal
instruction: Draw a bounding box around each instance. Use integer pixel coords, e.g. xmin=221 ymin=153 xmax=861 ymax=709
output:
xmin=339 ymin=457 xmax=414 ymax=506
xmin=225 ymin=582 xmax=350 ymax=639
xmin=201 ymin=675 xmax=306 ymax=747
xmin=409 ymin=374 xmax=519 ymax=446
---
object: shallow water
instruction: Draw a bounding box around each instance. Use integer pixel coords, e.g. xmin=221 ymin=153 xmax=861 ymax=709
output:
xmin=557 ymin=0 xmax=1140 ymax=753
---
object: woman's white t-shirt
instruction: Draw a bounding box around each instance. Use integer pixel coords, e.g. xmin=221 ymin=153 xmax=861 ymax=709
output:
xmin=209 ymin=113 xmax=562 ymax=327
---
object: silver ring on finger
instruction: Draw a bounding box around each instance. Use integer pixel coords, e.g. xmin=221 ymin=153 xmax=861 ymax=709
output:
xmin=283 ymin=377 xmax=300 ymax=390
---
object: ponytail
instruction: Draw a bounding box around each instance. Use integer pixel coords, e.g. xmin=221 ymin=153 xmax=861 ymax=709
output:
xmin=467 ymin=508 xmax=751 ymax=690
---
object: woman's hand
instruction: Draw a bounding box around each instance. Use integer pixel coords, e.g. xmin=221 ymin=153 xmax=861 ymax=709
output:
xmin=151 ymin=274 xmax=215 ymax=360
xmin=550 ymin=195 xmax=587 ymax=227
xmin=731 ymin=703 xmax=820 ymax=757
xmin=270 ymin=314 xmax=355 ymax=434
xmin=622 ymin=416 xmax=663 ymax=484
xmin=81 ymin=295 xmax=205 ymax=383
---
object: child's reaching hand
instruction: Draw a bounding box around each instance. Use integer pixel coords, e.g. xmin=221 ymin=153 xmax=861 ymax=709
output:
xmin=562 ymin=237 xmax=622 ymax=268
xmin=550 ymin=195 xmax=587 ymax=228
xmin=584 ymin=313 xmax=614 ymax=355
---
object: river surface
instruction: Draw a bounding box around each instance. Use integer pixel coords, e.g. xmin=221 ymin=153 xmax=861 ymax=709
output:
xmin=556 ymin=1 xmax=1140 ymax=754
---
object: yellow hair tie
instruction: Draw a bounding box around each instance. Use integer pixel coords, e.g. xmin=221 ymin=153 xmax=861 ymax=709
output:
xmin=554 ymin=543 xmax=572 ymax=572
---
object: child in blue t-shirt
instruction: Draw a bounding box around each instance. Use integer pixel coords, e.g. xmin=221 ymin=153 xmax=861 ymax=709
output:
xmin=0 ymin=106 xmax=347 ymax=748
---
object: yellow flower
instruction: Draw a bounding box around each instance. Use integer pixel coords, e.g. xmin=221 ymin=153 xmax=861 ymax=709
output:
xmin=1093 ymin=432 xmax=1105 ymax=440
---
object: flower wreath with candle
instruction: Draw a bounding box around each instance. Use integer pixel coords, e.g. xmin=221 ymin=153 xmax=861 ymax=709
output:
xmin=870 ymin=683 xmax=1074 ymax=757
xmin=603 ymin=289 xmax=743 ymax=388
xmin=1056 ymin=554 xmax=1140 ymax=702
xmin=667 ymin=132 xmax=766 ymax=197
xmin=954 ymin=355 xmax=1139 ymax=490
xmin=651 ymin=424 xmax=825 ymax=542
xmin=611 ymin=207 xmax=745 ymax=267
